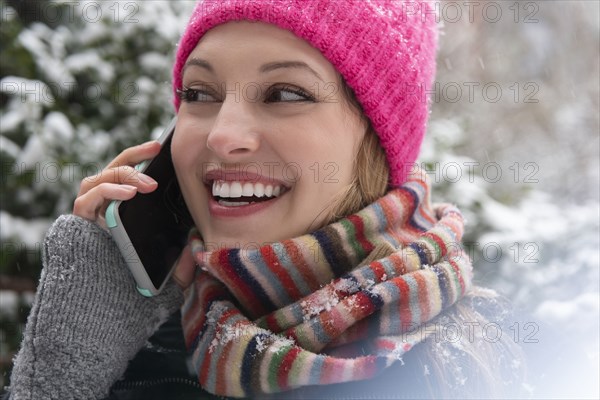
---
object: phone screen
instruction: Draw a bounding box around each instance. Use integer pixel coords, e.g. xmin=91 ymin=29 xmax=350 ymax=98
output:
xmin=117 ymin=132 xmax=192 ymax=289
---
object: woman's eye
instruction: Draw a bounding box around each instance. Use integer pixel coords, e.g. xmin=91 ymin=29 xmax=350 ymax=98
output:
xmin=177 ymin=87 xmax=218 ymax=103
xmin=265 ymin=86 xmax=315 ymax=103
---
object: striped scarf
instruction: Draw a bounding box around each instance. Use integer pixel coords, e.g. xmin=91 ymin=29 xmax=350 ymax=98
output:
xmin=181 ymin=170 xmax=472 ymax=398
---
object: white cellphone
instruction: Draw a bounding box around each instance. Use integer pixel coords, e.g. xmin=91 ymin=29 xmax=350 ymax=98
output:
xmin=105 ymin=117 xmax=193 ymax=296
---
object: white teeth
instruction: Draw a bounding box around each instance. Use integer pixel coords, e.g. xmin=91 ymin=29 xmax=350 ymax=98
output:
xmin=220 ymin=182 xmax=230 ymax=197
xmin=242 ymin=182 xmax=254 ymax=196
xmin=211 ymin=181 xmax=220 ymax=197
xmin=230 ymin=182 xmax=243 ymax=198
xmin=254 ymin=182 xmax=265 ymax=197
xmin=211 ymin=180 xmax=285 ymax=199
xmin=219 ymin=200 xmax=250 ymax=207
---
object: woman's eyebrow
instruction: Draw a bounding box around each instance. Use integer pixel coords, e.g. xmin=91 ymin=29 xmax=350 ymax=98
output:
xmin=182 ymin=58 xmax=324 ymax=82
xmin=183 ymin=57 xmax=214 ymax=74
xmin=260 ymin=61 xmax=324 ymax=82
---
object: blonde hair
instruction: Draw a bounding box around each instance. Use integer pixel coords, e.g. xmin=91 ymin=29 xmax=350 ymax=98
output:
xmin=421 ymin=288 xmax=527 ymax=398
xmin=320 ymin=79 xmax=389 ymax=225
xmin=324 ymin=126 xmax=389 ymax=223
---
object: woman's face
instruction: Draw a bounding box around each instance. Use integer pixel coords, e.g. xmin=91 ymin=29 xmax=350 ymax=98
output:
xmin=172 ymin=21 xmax=366 ymax=249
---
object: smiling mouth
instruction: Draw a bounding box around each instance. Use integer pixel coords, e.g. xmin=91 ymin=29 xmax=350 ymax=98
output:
xmin=210 ymin=180 xmax=288 ymax=207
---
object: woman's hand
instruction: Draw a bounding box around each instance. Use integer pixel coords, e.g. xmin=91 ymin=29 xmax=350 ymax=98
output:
xmin=74 ymin=140 xmax=198 ymax=291
xmin=173 ymin=244 xmax=196 ymax=290
xmin=73 ymin=141 xmax=161 ymax=229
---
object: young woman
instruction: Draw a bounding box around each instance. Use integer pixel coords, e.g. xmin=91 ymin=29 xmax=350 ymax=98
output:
xmin=7 ymin=1 xmax=523 ymax=399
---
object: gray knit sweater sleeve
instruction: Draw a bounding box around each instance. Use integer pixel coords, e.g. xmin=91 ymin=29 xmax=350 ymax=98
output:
xmin=8 ymin=215 xmax=184 ymax=400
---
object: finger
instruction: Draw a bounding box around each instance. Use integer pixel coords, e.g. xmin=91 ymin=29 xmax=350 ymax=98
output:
xmin=73 ymin=183 xmax=138 ymax=222
xmin=78 ymin=165 xmax=157 ymax=196
xmin=78 ymin=141 xmax=160 ymax=196
xmin=172 ymin=244 xmax=196 ymax=290
xmin=106 ymin=140 xmax=161 ymax=170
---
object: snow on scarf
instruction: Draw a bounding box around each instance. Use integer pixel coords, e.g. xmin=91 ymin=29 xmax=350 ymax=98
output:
xmin=181 ymin=169 xmax=472 ymax=397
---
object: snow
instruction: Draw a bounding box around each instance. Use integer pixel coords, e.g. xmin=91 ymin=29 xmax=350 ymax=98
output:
xmin=300 ymin=286 xmax=341 ymax=321
xmin=16 ymin=134 xmax=47 ymax=168
xmin=73 ymin=15 xmax=110 ymax=44
xmin=133 ymin=1 xmax=195 ymax=40
xmin=0 ymin=211 xmax=51 ymax=248
xmin=1 ymin=4 xmax=16 ymax=22
xmin=479 ymin=198 xmax=534 ymax=240
xmin=535 ymin=292 xmax=600 ymax=327
xmin=64 ymin=51 xmax=115 ymax=81
xmin=71 ymin=125 xmax=111 ymax=164
xmin=0 ymin=290 xmax=34 ymax=319
xmin=18 ymin=23 xmax=75 ymax=85
xmin=0 ymin=76 xmax=55 ymax=105
xmin=0 ymin=136 xmax=21 ymax=158
xmin=255 ymin=334 xmax=268 ymax=353
xmin=139 ymin=52 xmax=172 ymax=73
xmin=42 ymin=112 xmax=74 ymax=143
xmin=0 ymin=111 xmax=27 ymax=134
xmin=421 ymin=119 xmax=465 ymax=161
xmin=333 ymin=277 xmax=359 ymax=293
xmin=268 ymin=335 xmax=295 ymax=354
xmin=0 ymin=291 xmax=19 ymax=318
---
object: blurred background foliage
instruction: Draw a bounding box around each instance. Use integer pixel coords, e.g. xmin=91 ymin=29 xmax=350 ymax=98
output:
xmin=0 ymin=0 xmax=598 ymax=396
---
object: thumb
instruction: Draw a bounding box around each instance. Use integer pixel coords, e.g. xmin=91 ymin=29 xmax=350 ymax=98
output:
xmin=172 ymin=244 xmax=196 ymax=290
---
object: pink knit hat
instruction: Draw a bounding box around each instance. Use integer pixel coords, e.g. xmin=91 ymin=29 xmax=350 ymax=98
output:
xmin=173 ymin=0 xmax=438 ymax=187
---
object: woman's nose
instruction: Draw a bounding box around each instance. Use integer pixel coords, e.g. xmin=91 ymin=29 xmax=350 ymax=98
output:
xmin=206 ymin=97 xmax=260 ymax=161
